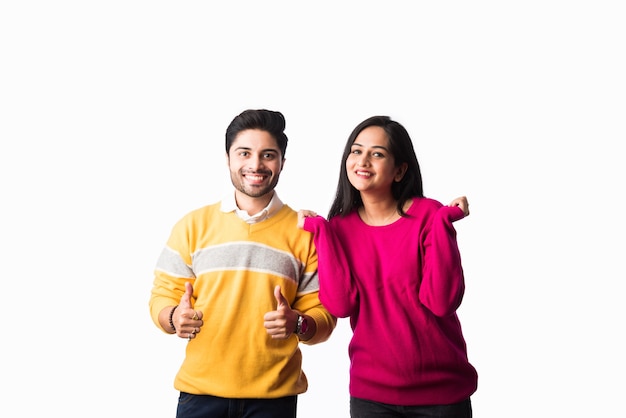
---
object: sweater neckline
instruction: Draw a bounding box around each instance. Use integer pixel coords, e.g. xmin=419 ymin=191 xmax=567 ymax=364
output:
xmin=356 ymin=199 xmax=416 ymax=228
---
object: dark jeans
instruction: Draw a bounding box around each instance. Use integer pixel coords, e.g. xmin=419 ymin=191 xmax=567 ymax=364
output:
xmin=350 ymin=396 xmax=472 ymax=418
xmin=176 ymin=392 xmax=297 ymax=418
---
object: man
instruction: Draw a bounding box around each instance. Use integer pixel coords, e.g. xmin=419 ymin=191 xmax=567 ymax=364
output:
xmin=149 ymin=109 xmax=336 ymax=418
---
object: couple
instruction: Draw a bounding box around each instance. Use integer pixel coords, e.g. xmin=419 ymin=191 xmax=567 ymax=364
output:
xmin=149 ymin=109 xmax=478 ymax=418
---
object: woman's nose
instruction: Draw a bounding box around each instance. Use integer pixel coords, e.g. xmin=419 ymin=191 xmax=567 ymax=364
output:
xmin=356 ymin=154 xmax=369 ymax=166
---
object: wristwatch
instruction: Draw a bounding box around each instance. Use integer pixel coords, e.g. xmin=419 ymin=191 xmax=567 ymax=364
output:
xmin=295 ymin=314 xmax=308 ymax=335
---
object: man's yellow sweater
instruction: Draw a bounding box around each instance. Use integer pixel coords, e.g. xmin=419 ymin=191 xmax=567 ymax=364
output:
xmin=149 ymin=202 xmax=336 ymax=398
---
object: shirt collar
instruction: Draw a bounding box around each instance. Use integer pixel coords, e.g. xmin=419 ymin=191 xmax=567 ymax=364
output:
xmin=220 ymin=191 xmax=284 ymax=224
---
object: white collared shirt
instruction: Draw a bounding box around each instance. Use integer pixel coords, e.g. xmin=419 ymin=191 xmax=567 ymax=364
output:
xmin=220 ymin=191 xmax=284 ymax=224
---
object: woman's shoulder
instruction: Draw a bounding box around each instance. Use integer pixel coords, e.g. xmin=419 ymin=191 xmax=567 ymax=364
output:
xmin=407 ymin=197 xmax=443 ymax=214
xmin=328 ymin=209 xmax=360 ymax=227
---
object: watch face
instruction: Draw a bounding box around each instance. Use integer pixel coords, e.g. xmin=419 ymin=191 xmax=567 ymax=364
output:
xmin=300 ymin=317 xmax=308 ymax=334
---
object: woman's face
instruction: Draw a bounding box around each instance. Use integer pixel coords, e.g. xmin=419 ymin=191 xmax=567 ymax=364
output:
xmin=346 ymin=126 xmax=406 ymax=195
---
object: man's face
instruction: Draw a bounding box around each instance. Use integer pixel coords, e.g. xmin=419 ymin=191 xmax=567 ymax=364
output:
xmin=227 ymin=129 xmax=284 ymax=199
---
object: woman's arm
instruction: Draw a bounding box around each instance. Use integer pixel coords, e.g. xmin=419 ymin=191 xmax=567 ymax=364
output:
xmin=299 ymin=211 xmax=358 ymax=318
xmin=419 ymin=204 xmax=467 ymax=317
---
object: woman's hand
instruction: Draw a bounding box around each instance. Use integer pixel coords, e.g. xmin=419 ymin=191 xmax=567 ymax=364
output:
xmin=448 ymin=196 xmax=470 ymax=217
xmin=297 ymin=209 xmax=318 ymax=229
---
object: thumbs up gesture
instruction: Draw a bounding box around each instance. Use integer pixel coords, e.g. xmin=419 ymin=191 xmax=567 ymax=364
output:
xmin=263 ymin=285 xmax=297 ymax=339
xmin=174 ymin=282 xmax=204 ymax=340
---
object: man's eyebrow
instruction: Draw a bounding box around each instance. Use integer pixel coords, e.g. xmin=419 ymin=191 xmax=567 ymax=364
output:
xmin=232 ymin=146 xmax=279 ymax=153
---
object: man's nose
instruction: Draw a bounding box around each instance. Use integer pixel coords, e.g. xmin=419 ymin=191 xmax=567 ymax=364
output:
xmin=247 ymin=155 xmax=264 ymax=170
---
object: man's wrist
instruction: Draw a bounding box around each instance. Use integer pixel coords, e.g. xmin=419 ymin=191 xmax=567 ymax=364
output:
xmin=294 ymin=314 xmax=308 ymax=335
xmin=168 ymin=305 xmax=178 ymax=332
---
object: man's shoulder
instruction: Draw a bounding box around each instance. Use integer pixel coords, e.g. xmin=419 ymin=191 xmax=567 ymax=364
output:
xmin=180 ymin=201 xmax=224 ymax=221
xmin=278 ymin=203 xmax=297 ymax=215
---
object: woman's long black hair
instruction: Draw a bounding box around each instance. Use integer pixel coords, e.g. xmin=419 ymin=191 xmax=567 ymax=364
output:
xmin=327 ymin=116 xmax=424 ymax=220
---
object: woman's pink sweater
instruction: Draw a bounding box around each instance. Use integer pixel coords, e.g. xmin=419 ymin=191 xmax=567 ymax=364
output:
xmin=303 ymin=197 xmax=478 ymax=406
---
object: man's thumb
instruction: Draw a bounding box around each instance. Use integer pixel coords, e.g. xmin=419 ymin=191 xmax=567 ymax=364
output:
xmin=180 ymin=281 xmax=194 ymax=309
xmin=274 ymin=285 xmax=290 ymax=310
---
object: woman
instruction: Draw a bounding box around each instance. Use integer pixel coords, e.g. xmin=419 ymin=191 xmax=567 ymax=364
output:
xmin=299 ymin=115 xmax=478 ymax=417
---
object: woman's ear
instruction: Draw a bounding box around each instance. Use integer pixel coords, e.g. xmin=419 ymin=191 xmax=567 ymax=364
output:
xmin=394 ymin=162 xmax=408 ymax=182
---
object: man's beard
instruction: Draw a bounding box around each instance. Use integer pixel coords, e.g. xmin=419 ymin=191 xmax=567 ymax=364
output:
xmin=231 ymin=171 xmax=279 ymax=198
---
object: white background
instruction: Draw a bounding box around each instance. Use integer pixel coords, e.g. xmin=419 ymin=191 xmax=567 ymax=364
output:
xmin=1 ymin=1 xmax=624 ymax=417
